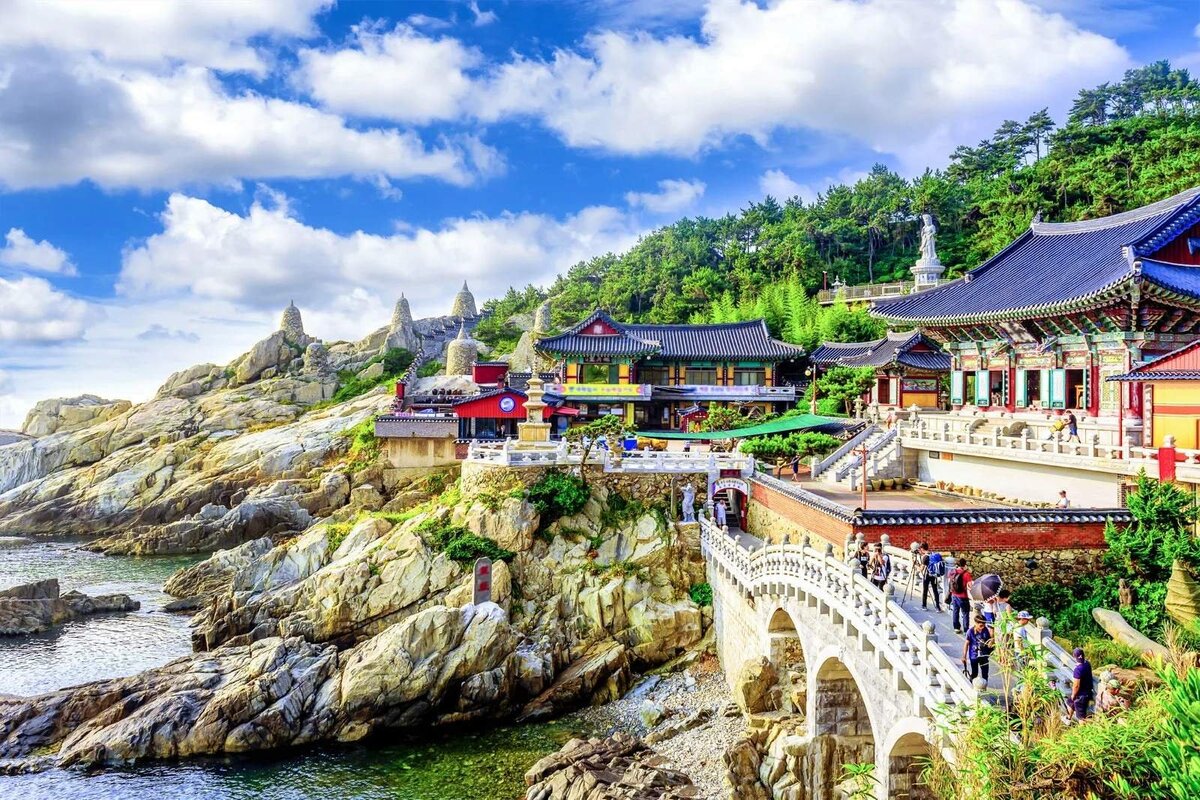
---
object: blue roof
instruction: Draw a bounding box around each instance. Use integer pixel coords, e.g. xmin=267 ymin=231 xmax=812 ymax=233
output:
xmin=537 ymin=310 xmax=804 ymax=360
xmin=810 ymin=330 xmax=949 ymax=371
xmin=873 ymin=188 xmax=1200 ymax=324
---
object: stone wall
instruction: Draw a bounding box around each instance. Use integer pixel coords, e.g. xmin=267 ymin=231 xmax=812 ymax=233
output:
xmin=460 ymin=461 xmax=709 ymax=509
xmin=916 ymin=450 xmax=1125 ymax=507
xmin=381 ymin=437 xmax=459 ymax=469
xmin=710 ymin=568 xmax=765 ymax=691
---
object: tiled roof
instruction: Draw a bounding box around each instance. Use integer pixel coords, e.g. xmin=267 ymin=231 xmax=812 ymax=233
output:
xmin=537 ymin=310 xmax=804 ymax=360
xmin=873 ymin=187 xmax=1200 ymax=325
xmin=1108 ymin=339 xmax=1200 ymax=381
xmin=450 ymin=387 xmax=526 ymax=406
xmin=810 ymin=331 xmax=950 ymax=371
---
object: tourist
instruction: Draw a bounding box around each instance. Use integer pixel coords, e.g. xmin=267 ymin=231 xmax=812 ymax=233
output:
xmin=868 ymin=543 xmax=891 ymax=590
xmin=1013 ymin=610 xmax=1034 ymax=660
xmin=962 ymin=615 xmax=995 ymax=683
xmin=885 ymin=408 xmax=897 ymax=430
xmin=714 ymin=499 xmax=728 ymax=529
xmin=1056 ymin=490 xmax=1070 ymax=508
xmin=983 ymin=587 xmax=1013 ymax=624
xmin=855 ymin=541 xmax=871 ymax=578
xmin=1047 ymin=412 xmax=1066 ymax=440
xmin=789 ymin=454 xmax=800 ymax=482
xmin=1070 ymin=647 xmax=1095 ymax=721
xmin=1097 ymin=679 xmax=1130 ymax=715
xmin=948 ymin=558 xmax=973 ymax=634
xmin=1066 ymin=411 xmax=1081 ymax=443
xmin=920 ymin=542 xmax=945 ymax=612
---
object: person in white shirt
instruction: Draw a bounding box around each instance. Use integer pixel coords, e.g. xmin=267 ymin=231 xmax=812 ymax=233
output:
xmin=1055 ymin=490 xmax=1070 ymax=508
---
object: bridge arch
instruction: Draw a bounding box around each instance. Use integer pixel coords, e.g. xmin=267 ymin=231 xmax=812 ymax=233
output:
xmin=764 ymin=606 xmax=811 ymax=714
xmin=883 ymin=721 xmax=935 ymax=800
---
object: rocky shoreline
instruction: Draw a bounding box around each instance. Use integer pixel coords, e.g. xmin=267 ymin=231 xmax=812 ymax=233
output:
xmin=0 ymin=578 xmax=138 ymax=636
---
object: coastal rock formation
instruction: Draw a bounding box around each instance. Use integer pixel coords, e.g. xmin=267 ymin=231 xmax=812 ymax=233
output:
xmin=0 ymin=579 xmax=139 ymax=635
xmin=21 ymin=395 xmax=132 ymax=438
xmin=0 ymin=603 xmax=529 ymax=768
xmin=163 ymin=538 xmax=275 ymax=600
xmin=524 ymin=733 xmax=699 ymax=800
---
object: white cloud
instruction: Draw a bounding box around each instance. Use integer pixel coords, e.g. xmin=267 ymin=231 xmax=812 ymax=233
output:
xmin=136 ymin=324 xmax=199 ymax=342
xmin=475 ymin=0 xmax=1127 ymax=168
xmin=0 ymin=0 xmax=331 ymax=74
xmin=758 ymin=170 xmax=805 ymax=202
xmin=119 ymin=192 xmax=645 ymax=320
xmin=297 ymin=25 xmax=482 ymax=124
xmin=625 ymin=179 xmax=706 ymax=214
xmin=0 ymin=275 xmax=92 ymax=342
xmin=470 ymin=2 xmax=499 ymax=27
xmin=0 ymin=228 xmax=75 ymax=274
xmin=0 ymin=60 xmax=491 ymax=190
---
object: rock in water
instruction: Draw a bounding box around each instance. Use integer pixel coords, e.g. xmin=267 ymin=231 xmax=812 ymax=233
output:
xmin=0 ymin=579 xmax=139 ymax=636
xmin=524 ymin=733 xmax=699 ymax=800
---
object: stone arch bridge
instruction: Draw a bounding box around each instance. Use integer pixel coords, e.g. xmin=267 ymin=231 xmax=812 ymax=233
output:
xmin=700 ymin=517 xmax=1075 ymax=799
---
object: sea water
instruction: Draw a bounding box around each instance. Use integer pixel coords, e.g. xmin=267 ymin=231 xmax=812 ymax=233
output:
xmin=0 ymin=536 xmax=581 ymax=800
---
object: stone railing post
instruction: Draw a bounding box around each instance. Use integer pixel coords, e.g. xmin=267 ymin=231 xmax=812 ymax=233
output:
xmin=1088 ymin=434 xmax=1099 ymax=458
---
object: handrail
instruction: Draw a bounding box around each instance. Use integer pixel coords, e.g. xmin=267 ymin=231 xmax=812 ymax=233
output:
xmin=700 ymin=518 xmax=977 ymax=708
xmin=812 ymin=424 xmax=878 ymax=478
xmin=835 ymin=427 xmax=897 ymax=482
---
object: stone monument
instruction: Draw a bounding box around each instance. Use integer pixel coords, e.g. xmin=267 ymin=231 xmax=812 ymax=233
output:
xmin=911 ymin=214 xmax=945 ymax=288
xmin=445 ymin=323 xmax=477 ymax=376
xmin=681 ymin=484 xmax=696 ymax=523
xmin=280 ymin=300 xmax=306 ymax=341
xmin=517 ymin=375 xmax=552 ymax=443
xmin=451 ymin=281 xmax=477 ymax=319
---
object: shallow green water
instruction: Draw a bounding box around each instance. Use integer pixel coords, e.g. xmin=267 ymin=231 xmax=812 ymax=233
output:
xmin=0 ymin=537 xmax=585 ymax=799
xmin=4 ymin=721 xmax=584 ymax=800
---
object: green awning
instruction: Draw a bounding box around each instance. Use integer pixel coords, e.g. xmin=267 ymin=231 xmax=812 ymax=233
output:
xmin=635 ymin=414 xmax=844 ymax=440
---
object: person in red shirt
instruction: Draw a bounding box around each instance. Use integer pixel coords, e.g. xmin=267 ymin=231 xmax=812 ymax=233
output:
xmin=947 ymin=557 xmax=973 ymax=634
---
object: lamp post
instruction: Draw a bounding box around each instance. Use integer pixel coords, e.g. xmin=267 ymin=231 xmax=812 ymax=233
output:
xmin=823 ymin=270 xmax=828 ymax=291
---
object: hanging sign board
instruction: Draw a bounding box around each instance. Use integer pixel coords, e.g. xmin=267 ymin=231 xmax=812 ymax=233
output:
xmin=711 ymin=477 xmax=749 ymax=497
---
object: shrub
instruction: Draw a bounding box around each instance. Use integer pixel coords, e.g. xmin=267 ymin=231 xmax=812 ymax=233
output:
xmin=331 ymin=348 xmax=415 ymax=403
xmin=1069 ymin=636 xmax=1145 ymax=670
xmin=325 ymin=520 xmax=353 ymax=558
xmin=739 ymin=432 xmax=841 ymax=461
xmin=526 ymin=471 xmax=589 ymax=521
xmin=346 ymin=418 xmax=380 ymax=470
xmin=442 ymin=533 xmax=515 ymax=565
xmin=417 ymin=360 xmax=443 ymax=378
xmin=689 ymin=582 xmax=713 ymax=607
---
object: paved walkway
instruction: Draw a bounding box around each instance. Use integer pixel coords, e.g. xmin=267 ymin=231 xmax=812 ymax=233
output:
xmin=734 ymin=531 xmax=1002 ymax=690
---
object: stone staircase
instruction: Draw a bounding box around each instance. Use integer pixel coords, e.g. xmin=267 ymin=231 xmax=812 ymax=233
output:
xmin=813 ymin=426 xmax=904 ymax=489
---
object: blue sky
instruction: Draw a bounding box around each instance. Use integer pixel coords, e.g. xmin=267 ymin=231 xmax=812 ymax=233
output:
xmin=0 ymin=0 xmax=1197 ymax=427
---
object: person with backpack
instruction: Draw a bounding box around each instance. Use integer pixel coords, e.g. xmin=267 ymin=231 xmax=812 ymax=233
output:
xmin=947 ymin=557 xmax=973 ymax=634
xmin=855 ymin=541 xmax=871 ymax=578
xmin=962 ymin=615 xmax=995 ymax=683
xmin=919 ymin=542 xmax=944 ymax=611
xmin=868 ymin=543 xmax=891 ymax=590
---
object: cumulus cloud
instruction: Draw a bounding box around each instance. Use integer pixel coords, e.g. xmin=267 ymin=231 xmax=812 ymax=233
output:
xmin=0 ymin=0 xmax=331 ymax=73
xmin=758 ymin=170 xmax=805 ymax=202
xmin=136 ymin=324 xmax=200 ymax=342
xmin=625 ymin=179 xmax=706 ymax=214
xmin=0 ymin=275 xmax=92 ymax=342
xmin=0 ymin=228 xmax=75 ymax=274
xmin=0 ymin=59 xmax=492 ymax=190
xmin=473 ymin=0 xmax=1127 ymax=167
xmin=469 ymin=2 xmax=499 ymax=27
xmin=296 ymin=25 xmax=482 ymax=124
xmin=119 ymin=192 xmax=645 ymax=320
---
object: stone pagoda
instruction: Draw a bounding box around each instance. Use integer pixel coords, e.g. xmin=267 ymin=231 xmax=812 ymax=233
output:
xmin=517 ymin=375 xmax=552 ymax=443
xmin=451 ymin=281 xmax=477 ymax=319
xmin=279 ymin=300 xmax=306 ymax=341
xmin=445 ymin=323 xmax=478 ymax=376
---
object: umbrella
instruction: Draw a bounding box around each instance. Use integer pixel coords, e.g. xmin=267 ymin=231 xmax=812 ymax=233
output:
xmin=968 ymin=573 xmax=1003 ymax=602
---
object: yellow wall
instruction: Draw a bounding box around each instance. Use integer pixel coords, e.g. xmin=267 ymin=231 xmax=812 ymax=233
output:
xmin=1153 ymin=381 xmax=1200 ymax=449
xmin=901 ymin=391 xmax=939 ymax=409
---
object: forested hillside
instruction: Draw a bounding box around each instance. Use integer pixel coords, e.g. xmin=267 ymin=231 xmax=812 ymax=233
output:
xmin=474 ymin=61 xmax=1200 ymax=354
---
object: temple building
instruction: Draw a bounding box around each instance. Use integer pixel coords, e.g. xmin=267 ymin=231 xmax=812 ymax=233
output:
xmin=1110 ymin=339 xmax=1200 ymax=449
xmin=873 ymin=187 xmax=1200 ymax=444
xmin=809 ymin=330 xmax=949 ymax=409
xmin=535 ymin=310 xmax=804 ymax=428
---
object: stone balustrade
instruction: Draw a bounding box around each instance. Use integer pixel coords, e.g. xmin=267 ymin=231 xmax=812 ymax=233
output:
xmin=465 ymin=439 xmax=755 ymax=475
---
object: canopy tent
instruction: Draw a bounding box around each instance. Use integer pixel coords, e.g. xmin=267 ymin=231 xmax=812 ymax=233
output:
xmin=635 ymin=414 xmax=845 ymax=440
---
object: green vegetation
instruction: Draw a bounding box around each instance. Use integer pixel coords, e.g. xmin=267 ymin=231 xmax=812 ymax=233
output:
xmin=468 ymin=62 xmax=1199 ymax=357
xmin=563 ymin=415 xmax=633 ymax=475
xmin=417 ymin=359 xmax=443 ymax=378
xmin=1009 ymin=472 xmax=1198 ymax=644
xmin=416 ymin=517 xmax=514 ymax=564
xmin=526 ymin=470 xmax=589 ymax=522
xmin=345 ymin=418 xmax=381 ymax=471
xmin=324 ymin=520 xmax=353 ymax=559
xmin=806 ymin=365 xmax=875 ymax=416
xmin=575 ymin=559 xmax=648 ymax=581
xmin=688 ymin=582 xmax=713 ymax=607
xmin=331 ymin=347 xmax=415 ymax=403
xmin=739 ymin=431 xmax=841 ymax=461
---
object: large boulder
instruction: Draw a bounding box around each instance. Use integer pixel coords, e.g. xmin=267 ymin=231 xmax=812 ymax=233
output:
xmin=1091 ymin=608 xmax=1170 ymax=661
xmin=733 ymin=657 xmax=778 ymax=715
xmin=461 ymin=497 xmax=540 ymax=552
xmin=163 ymin=537 xmax=275 ymax=599
xmin=524 ymin=733 xmax=697 ymax=800
xmin=520 ymin=639 xmax=632 ymax=721
xmin=232 ymin=331 xmax=299 ymax=386
xmin=21 ymin=395 xmax=132 ymax=437
xmin=0 ymin=579 xmax=139 ymax=636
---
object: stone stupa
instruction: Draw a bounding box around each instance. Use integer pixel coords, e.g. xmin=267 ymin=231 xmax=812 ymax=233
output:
xmin=445 ymin=323 xmax=478 ymax=376
xmin=384 ymin=293 xmax=418 ymax=353
xmin=280 ymin=300 xmax=306 ymax=341
xmin=451 ymin=281 xmax=477 ymax=319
